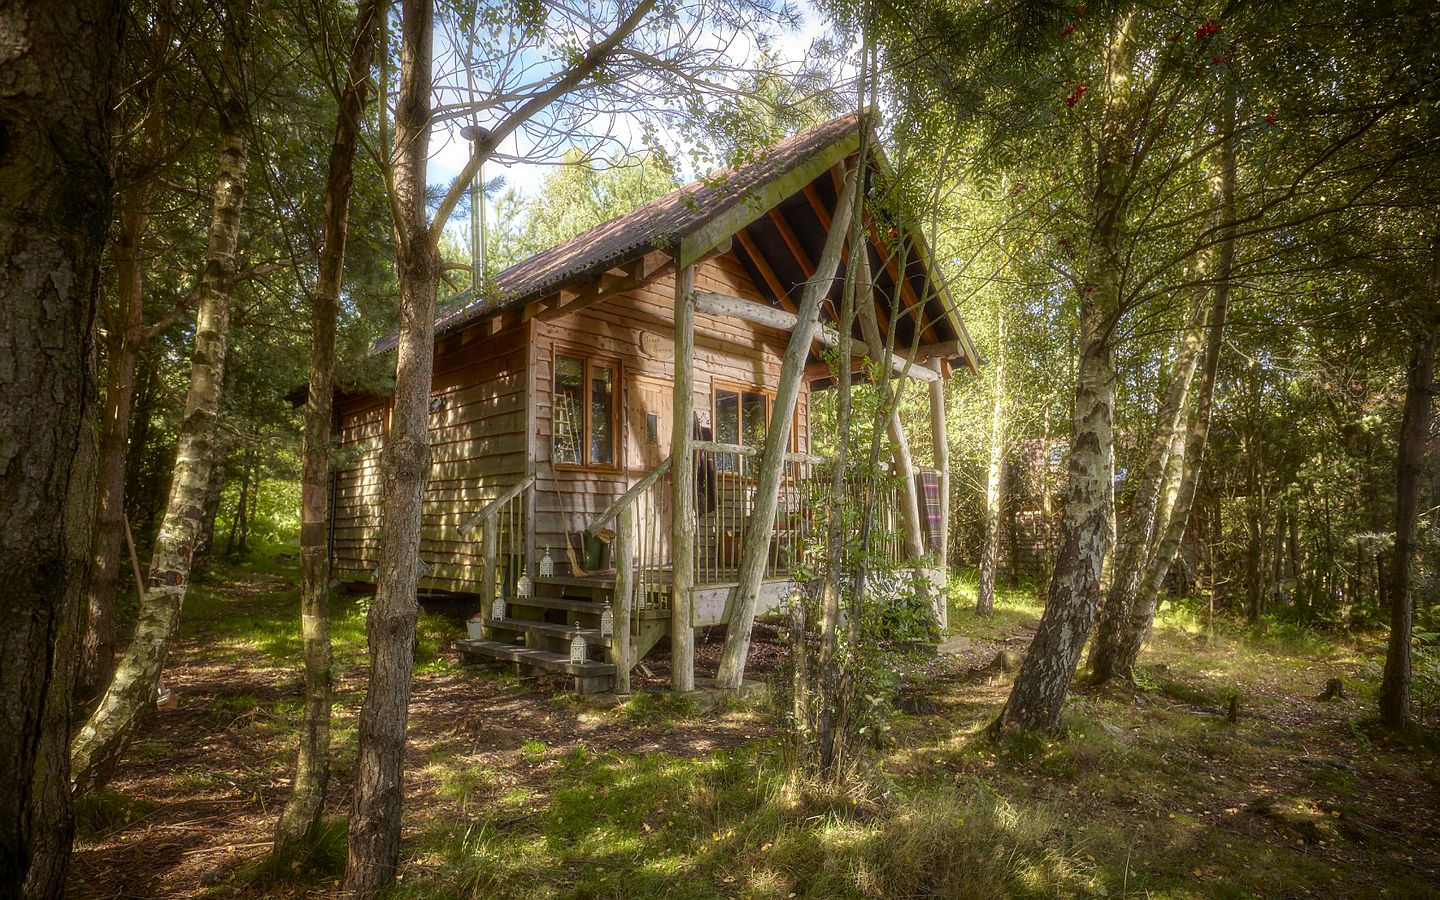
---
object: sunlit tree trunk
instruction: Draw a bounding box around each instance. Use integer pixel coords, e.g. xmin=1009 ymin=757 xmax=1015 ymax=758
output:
xmin=1089 ymin=282 xmax=1204 ymax=681
xmin=0 ymin=1 xmax=120 ymax=894
xmin=995 ymin=12 xmax=1137 ymax=733
xmin=70 ymin=13 xmax=249 ymax=795
xmin=1106 ymin=84 xmax=1238 ymax=678
xmin=343 ymin=0 xmax=436 ymax=893
xmin=274 ymin=0 xmax=381 ymax=858
xmin=1380 ymin=233 xmax=1438 ymax=729
xmin=977 ymin=307 xmax=1007 ymax=616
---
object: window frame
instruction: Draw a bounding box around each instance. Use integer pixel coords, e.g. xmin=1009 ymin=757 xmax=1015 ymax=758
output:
xmin=710 ymin=380 xmax=802 ymax=476
xmin=551 ymin=346 xmax=621 ymax=472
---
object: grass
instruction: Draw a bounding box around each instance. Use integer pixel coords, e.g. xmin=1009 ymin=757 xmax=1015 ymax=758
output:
xmin=70 ymin=553 xmax=1440 ymax=899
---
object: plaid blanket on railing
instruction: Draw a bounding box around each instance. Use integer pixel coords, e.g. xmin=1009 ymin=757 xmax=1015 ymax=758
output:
xmin=916 ymin=469 xmax=944 ymax=551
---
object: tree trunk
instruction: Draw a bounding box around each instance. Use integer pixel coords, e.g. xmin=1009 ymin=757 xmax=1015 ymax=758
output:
xmin=1380 ymin=234 xmax=1438 ymax=729
xmin=995 ymin=12 xmax=1137 ymax=733
xmin=1089 ymin=280 xmax=1204 ymax=681
xmin=0 ymin=1 xmax=120 ymax=893
xmin=70 ymin=14 xmax=248 ymax=795
xmin=816 ymin=180 xmax=866 ymax=779
xmin=274 ymin=0 xmax=381 ymax=858
xmin=343 ymin=0 xmax=435 ymax=893
xmin=1105 ymin=83 xmax=1238 ymax=678
xmin=79 ymin=62 xmax=169 ymax=702
xmin=715 ymin=166 xmax=857 ymax=690
xmin=977 ymin=307 xmax=1007 ymax=616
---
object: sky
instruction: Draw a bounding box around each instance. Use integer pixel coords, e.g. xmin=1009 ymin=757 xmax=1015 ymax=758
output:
xmin=423 ymin=0 xmax=836 ymax=241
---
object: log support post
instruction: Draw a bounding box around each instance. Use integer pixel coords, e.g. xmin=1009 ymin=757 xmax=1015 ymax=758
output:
xmin=670 ymin=263 xmax=697 ymax=692
xmin=928 ymin=359 xmax=950 ymax=629
xmin=613 ymin=505 xmax=634 ymax=694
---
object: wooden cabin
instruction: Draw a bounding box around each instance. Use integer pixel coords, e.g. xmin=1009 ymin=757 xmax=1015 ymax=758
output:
xmin=331 ymin=113 xmax=979 ymax=692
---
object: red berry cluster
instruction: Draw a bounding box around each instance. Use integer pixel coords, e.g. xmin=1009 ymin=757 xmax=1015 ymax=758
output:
xmin=1194 ymin=19 xmax=1221 ymax=41
xmin=1065 ymin=83 xmax=1089 ymax=107
xmin=1060 ymin=23 xmax=1076 ymax=39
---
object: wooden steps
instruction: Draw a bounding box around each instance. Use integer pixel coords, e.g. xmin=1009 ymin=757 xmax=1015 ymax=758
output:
xmin=455 ymin=638 xmax=615 ymax=694
xmin=488 ymin=617 xmax=612 ymax=647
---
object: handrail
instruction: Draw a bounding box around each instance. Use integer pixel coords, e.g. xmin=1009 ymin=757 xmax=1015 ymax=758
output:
xmin=694 ymin=439 xmax=826 ymax=467
xmin=586 ymin=457 xmax=672 ymax=536
xmin=457 ymin=473 xmax=535 ymax=535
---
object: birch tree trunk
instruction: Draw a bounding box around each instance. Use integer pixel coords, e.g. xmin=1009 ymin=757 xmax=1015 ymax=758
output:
xmin=995 ymin=12 xmax=1137 ymax=733
xmin=1089 ymin=281 xmax=1204 ymax=681
xmin=715 ymin=166 xmax=857 ymax=690
xmin=1105 ymin=85 xmax=1238 ymax=679
xmin=1380 ymin=233 xmax=1439 ymax=729
xmin=0 ymin=3 xmax=119 ymax=892
xmin=343 ymin=0 xmax=436 ymax=893
xmin=976 ymin=307 xmax=1007 ymax=616
xmin=70 ymin=15 xmax=249 ymax=795
xmin=274 ymin=0 xmax=381 ymax=857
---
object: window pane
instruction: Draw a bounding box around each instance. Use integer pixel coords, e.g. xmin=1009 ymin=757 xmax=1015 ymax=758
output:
xmin=741 ymin=391 xmax=768 ymax=449
xmin=715 ymin=389 xmax=740 ymax=472
xmin=590 ymin=365 xmax=614 ymax=465
xmin=553 ymin=355 xmax=583 ymax=465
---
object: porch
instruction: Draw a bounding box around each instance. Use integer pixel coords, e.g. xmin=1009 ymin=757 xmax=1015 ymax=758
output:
xmin=453 ymin=443 xmax=909 ymax=693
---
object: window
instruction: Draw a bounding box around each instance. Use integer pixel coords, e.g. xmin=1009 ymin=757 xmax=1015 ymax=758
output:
xmin=553 ymin=353 xmax=617 ymax=467
xmin=713 ymin=385 xmax=769 ymax=473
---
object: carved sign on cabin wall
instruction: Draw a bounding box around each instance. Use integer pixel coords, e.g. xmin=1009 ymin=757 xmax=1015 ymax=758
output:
xmin=638 ymin=331 xmax=673 ymax=361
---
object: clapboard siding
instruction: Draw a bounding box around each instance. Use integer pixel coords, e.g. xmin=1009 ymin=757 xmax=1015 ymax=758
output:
xmin=331 ymin=321 xmax=529 ymax=593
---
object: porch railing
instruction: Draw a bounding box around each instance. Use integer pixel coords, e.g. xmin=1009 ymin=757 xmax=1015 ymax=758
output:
xmin=457 ymin=473 xmax=532 ymax=619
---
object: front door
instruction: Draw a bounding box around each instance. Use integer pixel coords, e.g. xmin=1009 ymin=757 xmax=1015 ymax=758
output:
xmin=626 ymin=374 xmax=672 ymax=472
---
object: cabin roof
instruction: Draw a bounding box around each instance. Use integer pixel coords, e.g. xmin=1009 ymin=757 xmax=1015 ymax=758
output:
xmin=374 ymin=113 xmax=978 ymax=373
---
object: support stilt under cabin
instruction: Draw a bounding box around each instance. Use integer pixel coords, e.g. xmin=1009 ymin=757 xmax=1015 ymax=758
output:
xmin=330 ymin=113 xmax=979 ymax=694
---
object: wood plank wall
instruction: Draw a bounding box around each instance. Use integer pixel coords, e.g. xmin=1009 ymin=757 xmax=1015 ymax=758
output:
xmin=331 ymin=250 xmax=812 ymax=593
xmin=332 ymin=319 xmax=530 ymax=593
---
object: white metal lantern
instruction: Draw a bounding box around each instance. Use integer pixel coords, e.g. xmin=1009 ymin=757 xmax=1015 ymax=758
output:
xmin=516 ymin=574 xmax=532 ymax=598
xmin=491 ymin=595 xmax=506 ymax=621
xmin=599 ymin=602 xmax=614 ymax=637
xmin=539 ymin=548 xmax=555 ymax=577
xmin=569 ymin=623 xmax=587 ymax=664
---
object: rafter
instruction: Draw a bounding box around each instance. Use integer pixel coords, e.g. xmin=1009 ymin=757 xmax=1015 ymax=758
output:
xmin=735 ymin=228 xmax=796 ymax=313
xmin=767 ymin=206 xmax=839 ymax=322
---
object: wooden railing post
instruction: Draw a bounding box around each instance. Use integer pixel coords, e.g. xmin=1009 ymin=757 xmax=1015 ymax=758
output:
xmin=613 ymin=505 xmax=634 ymax=694
xmin=480 ymin=513 xmax=498 ymax=622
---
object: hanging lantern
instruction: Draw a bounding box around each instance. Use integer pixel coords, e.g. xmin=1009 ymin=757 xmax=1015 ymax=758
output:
xmin=516 ymin=574 xmax=532 ymax=598
xmin=491 ymin=594 xmax=506 ymax=621
xmin=539 ymin=548 xmax=555 ymax=577
xmin=600 ymin=602 xmax=614 ymax=637
xmin=569 ymin=622 xmax=587 ymax=664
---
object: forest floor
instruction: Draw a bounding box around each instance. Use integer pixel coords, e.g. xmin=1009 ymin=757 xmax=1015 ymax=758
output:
xmin=68 ymin=550 xmax=1440 ymax=899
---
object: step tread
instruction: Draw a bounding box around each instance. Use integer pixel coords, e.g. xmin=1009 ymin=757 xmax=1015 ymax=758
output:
xmin=507 ymin=595 xmax=669 ymax=619
xmin=455 ymin=639 xmax=615 ymax=676
xmin=489 ymin=617 xmax=613 ymax=645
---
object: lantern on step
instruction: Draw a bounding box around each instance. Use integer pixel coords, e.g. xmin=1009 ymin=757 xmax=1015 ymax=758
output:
xmin=600 ymin=602 xmax=614 ymax=637
xmin=516 ymin=574 xmax=532 ymax=598
xmin=491 ymin=594 xmax=506 ymax=622
xmin=539 ymin=548 xmax=555 ymax=577
xmin=570 ymin=622 xmax=587 ymax=664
